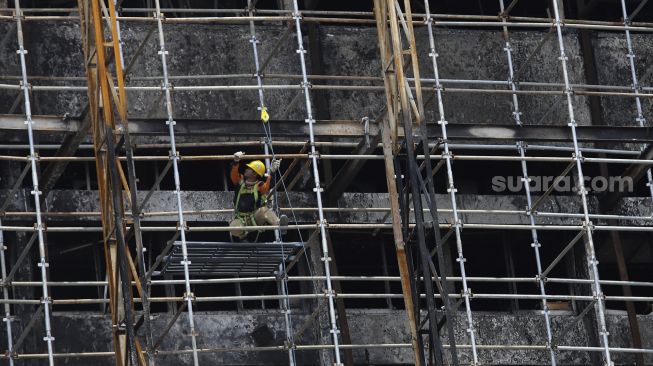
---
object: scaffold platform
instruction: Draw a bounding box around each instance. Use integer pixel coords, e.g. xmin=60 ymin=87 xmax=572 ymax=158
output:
xmin=155 ymin=241 xmax=304 ymax=276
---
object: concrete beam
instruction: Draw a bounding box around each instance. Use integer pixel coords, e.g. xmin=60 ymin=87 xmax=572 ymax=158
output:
xmin=8 ymin=114 xmax=653 ymax=143
xmin=40 ymin=110 xmax=92 ymax=197
xmin=0 ymin=189 xmax=595 ymax=225
xmin=5 ymin=114 xmax=653 ymax=143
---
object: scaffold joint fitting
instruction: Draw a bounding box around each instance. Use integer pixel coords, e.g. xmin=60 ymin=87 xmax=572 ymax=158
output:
xmin=176 ymin=221 xmax=188 ymax=231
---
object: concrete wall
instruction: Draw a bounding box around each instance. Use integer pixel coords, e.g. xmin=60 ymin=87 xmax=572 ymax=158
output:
xmin=1 ymin=310 xmax=651 ymax=365
xmin=0 ymin=22 xmax=597 ymax=127
xmin=0 ymin=189 xmax=593 ymax=225
xmin=1 ymin=17 xmax=652 ymax=366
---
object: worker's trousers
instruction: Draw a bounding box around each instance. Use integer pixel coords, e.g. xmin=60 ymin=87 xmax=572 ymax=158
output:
xmin=229 ymin=206 xmax=280 ymax=240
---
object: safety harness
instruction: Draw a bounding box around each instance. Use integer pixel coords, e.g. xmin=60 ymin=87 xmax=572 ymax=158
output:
xmin=234 ymin=180 xmax=267 ymax=225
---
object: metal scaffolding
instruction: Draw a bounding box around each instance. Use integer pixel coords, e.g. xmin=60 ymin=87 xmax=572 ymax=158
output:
xmin=0 ymin=1 xmax=652 ymax=365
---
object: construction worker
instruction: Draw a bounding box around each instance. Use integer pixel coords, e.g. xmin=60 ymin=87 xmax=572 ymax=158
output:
xmin=229 ymin=151 xmax=288 ymax=241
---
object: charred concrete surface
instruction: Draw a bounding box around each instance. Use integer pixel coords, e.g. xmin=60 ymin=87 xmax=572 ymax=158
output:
xmin=0 ymin=310 xmax=651 ymax=365
xmin=1 ymin=12 xmax=652 ymax=366
xmin=0 ymin=189 xmax=608 ymax=225
xmin=1 ymin=22 xmax=595 ymax=125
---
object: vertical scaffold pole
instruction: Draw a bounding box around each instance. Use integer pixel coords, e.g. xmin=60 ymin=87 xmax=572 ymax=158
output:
xmin=551 ymin=0 xmax=612 ymax=363
xmin=423 ymin=1 xmax=478 ymax=364
xmin=13 ymin=1 xmax=56 ymax=365
xmin=498 ymin=1 xmax=557 ymax=364
xmin=112 ymin=1 xmax=155 ymax=362
xmin=152 ymin=1 xmax=200 ymax=365
xmin=246 ymin=1 xmax=296 ymax=363
xmin=290 ymin=0 xmax=342 ymax=363
xmin=616 ymin=2 xmax=647 ymax=363
xmin=0 ymin=222 xmax=15 ymax=366
xmin=619 ymin=0 xmax=653 ymax=199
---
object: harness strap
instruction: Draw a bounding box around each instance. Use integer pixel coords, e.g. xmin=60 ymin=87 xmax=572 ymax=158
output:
xmin=235 ymin=180 xmax=269 ymax=217
xmin=235 ymin=181 xmax=260 ymax=213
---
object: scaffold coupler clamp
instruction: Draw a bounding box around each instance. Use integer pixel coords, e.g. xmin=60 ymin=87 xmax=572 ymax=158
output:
xmin=462 ymin=288 xmax=473 ymax=299
xmin=516 ymin=140 xmax=527 ymax=150
xmin=13 ymin=10 xmax=25 ymax=21
xmin=275 ymin=270 xmax=288 ymax=281
xmin=183 ymin=292 xmax=196 ymax=302
xmin=27 ymin=152 xmax=39 ymax=161
xmin=323 ymin=288 xmax=336 ymax=298
xmin=465 ymin=322 xmax=475 ymax=335
xmin=320 ymin=255 xmax=331 ymax=263
xmin=283 ymin=339 xmax=296 ymax=350
xmin=442 ymin=150 xmax=453 ymax=162
xmin=317 ymin=218 xmax=328 ymax=229
xmin=361 ymin=116 xmax=370 ymax=148
xmin=571 ymin=150 xmax=584 ymax=162
xmin=176 ymin=221 xmax=188 ymax=232
xmin=18 ymin=80 xmax=30 ymax=92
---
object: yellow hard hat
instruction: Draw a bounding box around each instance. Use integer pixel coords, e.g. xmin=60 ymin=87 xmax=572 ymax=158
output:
xmin=246 ymin=160 xmax=266 ymax=177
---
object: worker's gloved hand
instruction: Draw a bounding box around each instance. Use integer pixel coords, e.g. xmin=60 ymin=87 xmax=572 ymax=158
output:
xmin=233 ymin=151 xmax=244 ymax=162
xmin=270 ymin=159 xmax=282 ymax=173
